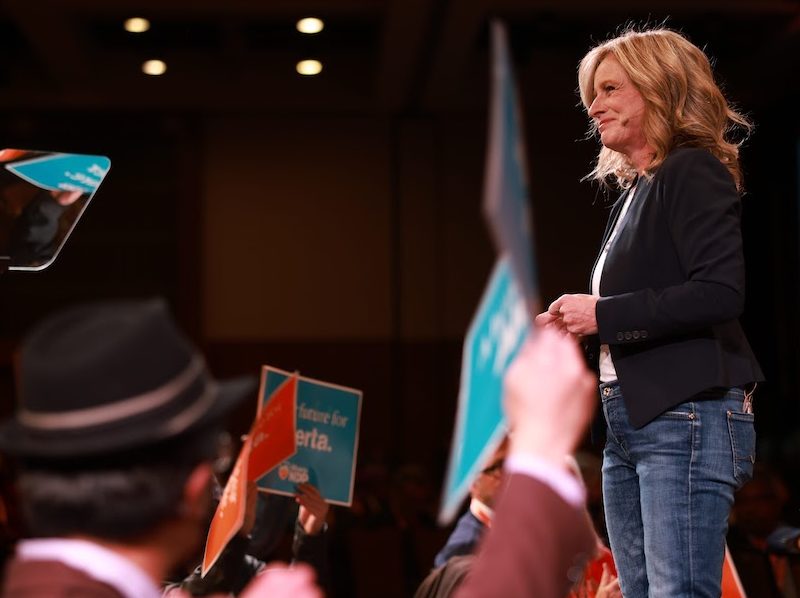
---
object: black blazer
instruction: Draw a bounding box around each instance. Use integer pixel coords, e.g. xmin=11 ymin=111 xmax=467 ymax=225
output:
xmin=589 ymin=147 xmax=762 ymax=428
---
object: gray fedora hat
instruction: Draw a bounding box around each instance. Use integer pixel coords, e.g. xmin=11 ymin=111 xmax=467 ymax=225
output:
xmin=0 ymin=298 xmax=254 ymax=459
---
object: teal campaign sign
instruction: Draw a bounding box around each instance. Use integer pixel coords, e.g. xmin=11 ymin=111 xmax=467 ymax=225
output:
xmin=483 ymin=20 xmax=539 ymax=316
xmin=6 ymin=153 xmax=110 ymax=194
xmin=439 ymin=257 xmax=530 ymax=524
xmin=256 ymin=366 xmax=362 ymax=506
xmin=438 ymin=21 xmax=538 ymax=525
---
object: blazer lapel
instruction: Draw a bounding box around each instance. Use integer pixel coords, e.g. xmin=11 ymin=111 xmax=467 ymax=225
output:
xmin=600 ymin=186 xmax=632 ymax=248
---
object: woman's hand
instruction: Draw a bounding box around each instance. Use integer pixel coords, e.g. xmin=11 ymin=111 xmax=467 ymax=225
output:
xmin=538 ymin=294 xmax=599 ymax=336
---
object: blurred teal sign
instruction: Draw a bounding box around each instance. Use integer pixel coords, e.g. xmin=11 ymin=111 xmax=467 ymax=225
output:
xmin=256 ymin=366 xmax=362 ymax=506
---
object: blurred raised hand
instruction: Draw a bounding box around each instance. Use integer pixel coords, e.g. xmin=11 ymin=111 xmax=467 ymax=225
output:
xmin=296 ymin=483 xmax=329 ymax=536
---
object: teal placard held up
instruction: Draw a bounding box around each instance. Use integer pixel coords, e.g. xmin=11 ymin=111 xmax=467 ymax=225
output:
xmin=439 ymin=257 xmax=529 ymax=524
xmin=6 ymin=153 xmax=110 ymax=193
xmin=438 ymin=20 xmax=539 ymax=525
xmin=256 ymin=366 xmax=362 ymax=506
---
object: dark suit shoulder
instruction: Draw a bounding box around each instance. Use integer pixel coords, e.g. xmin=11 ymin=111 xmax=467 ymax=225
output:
xmin=657 ymin=147 xmax=733 ymax=183
xmin=650 ymin=147 xmax=740 ymax=224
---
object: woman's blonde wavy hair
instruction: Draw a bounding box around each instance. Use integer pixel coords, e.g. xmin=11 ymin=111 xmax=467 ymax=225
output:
xmin=578 ymin=28 xmax=752 ymax=190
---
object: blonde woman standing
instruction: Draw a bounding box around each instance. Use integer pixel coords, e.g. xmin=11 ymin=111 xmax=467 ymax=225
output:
xmin=536 ymin=28 xmax=763 ymax=597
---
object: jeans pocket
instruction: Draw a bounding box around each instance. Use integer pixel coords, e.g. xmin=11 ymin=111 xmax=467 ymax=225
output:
xmin=727 ymin=410 xmax=755 ymax=487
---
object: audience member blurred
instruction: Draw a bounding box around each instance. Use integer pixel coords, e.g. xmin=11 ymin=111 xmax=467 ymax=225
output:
xmin=455 ymin=329 xmax=599 ymax=598
xmin=433 ymin=440 xmax=508 ymax=567
xmin=727 ymin=464 xmax=800 ymax=597
xmin=0 ymin=299 xmax=321 ymax=598
xmin=415 ymin=555 xmax=474 ymax=598
xmin=166 ymin=481 xmax=330 ymax=596
xmin=426 ymin=440 xmax=619 ymax=597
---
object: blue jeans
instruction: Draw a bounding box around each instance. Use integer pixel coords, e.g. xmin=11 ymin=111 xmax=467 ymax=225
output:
xmin=601 ymin=382 xmax=755 ymax=598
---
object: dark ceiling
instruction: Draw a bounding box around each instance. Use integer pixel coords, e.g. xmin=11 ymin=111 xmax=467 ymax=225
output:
xmin=0 ymin=0 xmax=797 ymax=115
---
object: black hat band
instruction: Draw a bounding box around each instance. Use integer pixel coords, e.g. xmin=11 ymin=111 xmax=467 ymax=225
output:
xmin=18 ymin=354 xmax=206 ymax=432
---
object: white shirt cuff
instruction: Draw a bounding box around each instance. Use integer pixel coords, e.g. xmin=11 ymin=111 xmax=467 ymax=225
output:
xmin=505 ymin=453 xmax=586 ymax=508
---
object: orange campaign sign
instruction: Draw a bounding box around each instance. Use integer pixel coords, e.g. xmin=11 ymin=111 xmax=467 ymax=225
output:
xmin=721 ymin=544 xmax=747 ymax=598
xmin=201 ymin=436 xmax=251 ymax=577
xmin=247 ymin=373 xmax=298 ymax=482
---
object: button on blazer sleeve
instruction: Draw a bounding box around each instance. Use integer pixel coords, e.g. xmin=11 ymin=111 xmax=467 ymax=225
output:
xmin=455 ymin=473 xmax=595 ymax=598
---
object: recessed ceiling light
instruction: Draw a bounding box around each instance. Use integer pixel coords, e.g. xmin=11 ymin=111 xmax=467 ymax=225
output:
xmin=142 ymin=59 xmax=167 ymax=76
xmin=296 ymin=59 xmax=323 ymax=76
xmin=296 ymin=18 xmax=324 ymax=34
xmin=124 ymin=17 xmax=150 ymax=33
